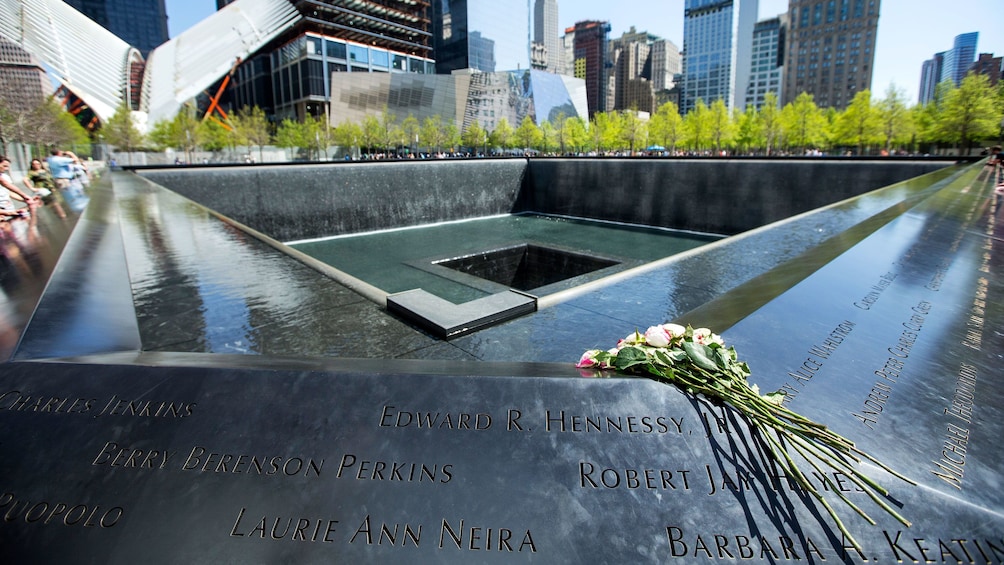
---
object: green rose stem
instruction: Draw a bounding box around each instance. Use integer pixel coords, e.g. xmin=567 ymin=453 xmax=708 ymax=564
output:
xmin=673 ymin=357 xmax=912 ymax=553
xmin=580 ymin=326 xmax=915 ymax=554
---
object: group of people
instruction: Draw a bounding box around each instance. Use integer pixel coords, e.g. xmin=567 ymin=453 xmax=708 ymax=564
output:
xmin=0 ymin=149 xmax=89 ymax=221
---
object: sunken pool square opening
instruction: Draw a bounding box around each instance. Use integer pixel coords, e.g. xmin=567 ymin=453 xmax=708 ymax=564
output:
xmin=434 ymin=244 xmax=620 ymax=292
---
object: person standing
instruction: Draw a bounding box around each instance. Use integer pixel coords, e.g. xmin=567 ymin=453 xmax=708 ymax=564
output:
xmin=46 ymin=149 xmax=76 ymax=190
xmin=23 ymin=159 xmax=54 ymax=199
xmin=0 ymin=156 xmax=40 ymax=220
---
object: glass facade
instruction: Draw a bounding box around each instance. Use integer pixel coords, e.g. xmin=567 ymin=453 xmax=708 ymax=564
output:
xmin=327 ymin=70 xmax=586 ymax=133
xmin=244 ymin=33 xmax=435 ymax=120
xmin=744 ymin=16 xmax=785 ymax=110
xmin=681 ymin=0 xmax=758 ymax=114
xmin=432 ymin=0 xmax=531 ymax=73
xmin=941 ymin=32 xmax=978 ymax=87
xmin=65 ymin=0 xmax=169 ymax=56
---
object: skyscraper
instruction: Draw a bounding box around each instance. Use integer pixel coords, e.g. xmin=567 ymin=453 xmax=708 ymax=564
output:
xmin=610 ymin=28 xmax=658 ymax=113
xmin=571 ymin=20 xmax=611 ymax=116
xmin=744 ymin=15 xmax=785 ymax=110
xmin=969 ymin=53 xmax=1002 ymax=86
xmin=918 ymin=52 xmax=944 ymax=104
xmin=940 ymin=32 xmax=978 ymax=87
xmin=650 ymin=38 xmax=681 ymax=94
xmin=64 ymin=0 xmax=168 ymax=57
xmin=433 ymin=0 xmax=530 ymax=74
xmin=533 ymin=0 xmax=562 ymax=74
xmin=782 ymin=0 xmax=880 ymax=110
xmin=681 ymin=0 xmax=758 ymax=115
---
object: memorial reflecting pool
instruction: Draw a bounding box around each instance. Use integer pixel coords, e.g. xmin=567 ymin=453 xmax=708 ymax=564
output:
xmin=290 ymin=214 xmax=722 ymax=303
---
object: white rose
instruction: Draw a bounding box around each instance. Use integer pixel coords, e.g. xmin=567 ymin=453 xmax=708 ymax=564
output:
xmin=661 ymin=323 xmax=686 ymax=338
xmin=644 ymin=326 xmax=672 ymax=347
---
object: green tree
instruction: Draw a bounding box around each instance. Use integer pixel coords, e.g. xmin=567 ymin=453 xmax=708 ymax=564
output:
xmin=420 ymin=115 xmax=449 ymax=152
xmin=910 ymin=103 xmax=940 ymax=152
xmin=231 ymin=106 xmax=271 ymax=162
xmin=619 ymin=110 xmax=647 ymax=155
xmin=876 ymin=85 xmax=913 ymax=153
xmin=333 ymin=119 xmax=362 ymax=157
xmin=302 ymin=114 xmax=333 ymax=160
xmin=489 ymin=117 xmax=514 ymax=151
xmin=515 ymin=115 xmax=542 ymax=152
xmin=147 ymin=105 xmax=202 ymax=161
xmin=379 ymin=109 xmax=400 ymax=153
xmin=733 ymin=105 xmax=763 ymax=154
xmin=197 ymin=118 xmax=231 ymax=155
xmin=443 ymin=121 xmax=460 ymax=152
xmin=563 ymin=116 xmax=589 ymax=153
xmin=360 ymin=114 xmax=383 ymax=153
xmin=274 ymin=118 xmax=310 ymax=159
xmin=174 ymin=106 xmax=202 ymax=162
xmin=539 ymin=121 xmax=557 ymax=153
xmin=462 ymin=121 xmax=488 ymax=153
xmin=590 ymin=111 xmax=622 ymax=153
xmin=759 ymin=93 xmax=783 ymax=155
xmin=936 ymin=74 xmax=1001 ymax=155
xmin=684 ymin=99 xmax=711 ymax=152
xmin=400 ymin=114 xmax=420 ymax=153
xmin=102 ymin=99 xmax=144 ymax=163
xmin=832 ymin=90 xmax=882 ymax=154
xmin=649 ymin=102 xmax=683 ymax=154
xmin=552 ymin=112 xmax=570 ymax=153
xmin=781 ymin=93 xmax=828 ymax=153
xmin=708 ymin=99 xmax=734 ymax=153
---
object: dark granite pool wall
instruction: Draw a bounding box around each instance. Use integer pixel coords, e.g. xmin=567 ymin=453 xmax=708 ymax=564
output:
xmin=520 ymin=159 xmax=951 ymax=235
xmin=137 ymin=158 xmax=949 ymax=241
xmin=137 ymin=159 xmax=527 ymax=242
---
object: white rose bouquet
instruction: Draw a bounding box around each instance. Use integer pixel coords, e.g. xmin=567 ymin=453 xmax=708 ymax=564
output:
xmin=577 ymin=324 xmax=914 ymax=552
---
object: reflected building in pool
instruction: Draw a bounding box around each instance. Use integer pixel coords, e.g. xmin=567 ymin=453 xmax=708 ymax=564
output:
xmin=327 ymin=70 xmax=587 ymax=134
xmin=432 ymin=0 xmax=531 ymax=74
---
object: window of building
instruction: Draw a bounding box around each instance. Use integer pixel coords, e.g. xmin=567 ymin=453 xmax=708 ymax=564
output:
xmin=305 ymin=59 xmax=324 ymax=96
xmin=371 ymin=49 xmax=389 ymax=68
xmin=306 ymin=36 xmax=322 ymax=56
xmin=326 ymin=40 xmax=346 ymax=60
xmin=290 ymin=63 xmax=301 ymax=100
xmin=348 ymin=45 xmax=369 ymax=64
xmin=393 ymin=55 xmax=408 ymax=72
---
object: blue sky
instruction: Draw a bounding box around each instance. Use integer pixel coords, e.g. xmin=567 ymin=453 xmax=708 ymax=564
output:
xmin=165 ymin=0 xmax=1004 ymax=104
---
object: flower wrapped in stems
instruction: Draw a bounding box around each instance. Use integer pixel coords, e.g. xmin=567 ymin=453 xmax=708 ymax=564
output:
xmin=577 ymin=324 xmax=915 ymax=552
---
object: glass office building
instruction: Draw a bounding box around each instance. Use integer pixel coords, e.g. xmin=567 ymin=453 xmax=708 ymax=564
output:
xmin=941 ymin=32 xmax=978 ymax=87
xmin=433 ymin=0 xmax=531 ymax=74
xmin=248 ymin=32 xmax=436 ymax=120
xmin=65 ymin=0 xmax=168 ymax=57
xmin=231 ymin=1 xmax=435 ymax=121
xmin=681 ymin=0 xmax=758 ymax=115
xmin=743 ymin=15 xmax=785 ymax=110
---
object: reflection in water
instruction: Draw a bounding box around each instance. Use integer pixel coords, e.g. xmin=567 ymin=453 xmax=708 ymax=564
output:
xmin=117 ymin=183 xmax=377 ymax=354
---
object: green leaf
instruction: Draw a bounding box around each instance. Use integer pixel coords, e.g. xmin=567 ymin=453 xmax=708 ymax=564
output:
xmin=653 ymin=349 xmax=685 ymax=367
xmin=614 ymin=347 xmax=649 ymax=371
xmin=762 ymin=390 xmax=786 ymax=406
xmin=683 ymin=342 xmax=719 ymax=372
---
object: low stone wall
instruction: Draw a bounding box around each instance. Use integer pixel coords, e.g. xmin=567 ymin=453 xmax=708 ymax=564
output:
xmin=137 ymin=158 xmax=951 ymax=241
xmin=521 ymin=158 xmax=951 ymax=235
